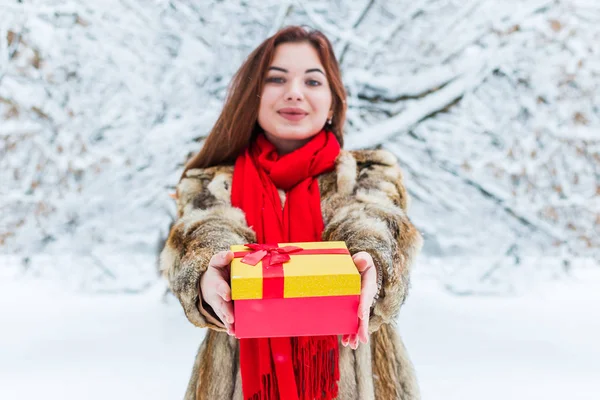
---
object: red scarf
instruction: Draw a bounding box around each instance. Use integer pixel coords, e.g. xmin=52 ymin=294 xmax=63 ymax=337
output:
xmin=231 ymin=130 xmax=341 ymax=400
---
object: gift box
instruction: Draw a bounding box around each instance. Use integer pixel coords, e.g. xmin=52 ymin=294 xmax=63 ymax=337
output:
xmin=230 ymin=241 xmax=361 ymax=339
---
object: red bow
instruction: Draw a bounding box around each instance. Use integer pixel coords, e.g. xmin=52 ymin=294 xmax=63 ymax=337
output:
xmin=239 ymin=243 xmax=303 ymax=267
xmin=233 ymin=243 xmax=350 ymax=299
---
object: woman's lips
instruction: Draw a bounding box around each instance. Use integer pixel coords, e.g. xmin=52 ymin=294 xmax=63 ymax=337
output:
xmin=278 ymin=112 xmax=307 ymax=121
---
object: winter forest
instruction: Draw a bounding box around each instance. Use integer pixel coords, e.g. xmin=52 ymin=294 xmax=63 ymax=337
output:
xmin=1 ymin=1 xmax=599 ymax=399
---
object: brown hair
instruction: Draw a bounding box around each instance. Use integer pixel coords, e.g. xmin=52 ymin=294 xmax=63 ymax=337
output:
xmin=179 ymin=26 xmax=347 ymax=181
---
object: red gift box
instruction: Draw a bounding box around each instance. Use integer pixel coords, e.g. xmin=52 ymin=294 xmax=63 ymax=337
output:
xmin=230 ymin=241 xmax=361 ymax=338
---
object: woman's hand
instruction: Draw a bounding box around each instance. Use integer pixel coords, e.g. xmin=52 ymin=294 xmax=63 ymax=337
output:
xmin=199 ymin=250 xmax=235 ymax=335
xmin=342 ymin=251 xmax=377 ymax=350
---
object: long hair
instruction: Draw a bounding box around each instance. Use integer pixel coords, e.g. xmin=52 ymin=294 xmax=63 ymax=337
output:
xmin=179 ymin=26 xmax=347 ymax=180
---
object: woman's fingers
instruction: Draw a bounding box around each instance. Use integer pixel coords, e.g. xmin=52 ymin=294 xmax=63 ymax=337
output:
xmin=221 ymin=316 xmax=234 ymax=336
xmin=358 ymin=316 xmax=369 ymax=344
xmin=352 ymin=251 xmax=377 ymax=346
xmin=341 ymin=334 xmax=359 ymax=350
xmin=343 ymin=325 xmax=368 ymax=348
xmin=209 ymin=250 xmax=234 ymax=269
xmin=359 ymin=265 xmax=377 ymax=321
xmin=202 ymin=252 xmax=235 ymax=336
xmin=227 ymin=322 xmax=236 ymax=336
xmin=210 ymin=296 xmax=235 ymax=335
xmin=349 ymin=334 xmax=359 ymax=350
xmin=202 ymin=268 xmax=232 ymax=304
xmin=352 ymin=252 xmax=372 ymax=271
xmin=221 ymin=296 xmax=235 ymax=324
xmin=353 ymin=252 xmax=377 ymax=320
xmin=221 ymin=305 xmax=235 ymax=336
xmin=216 ymin=280 xmax=232 ymax=302
xmin=211 ymin=299 xmax=225 ymax=323
xmin=342 ymin=335 xmax=350 ymax=347
xmin=211 ymin=290 xmax=234 ymax=329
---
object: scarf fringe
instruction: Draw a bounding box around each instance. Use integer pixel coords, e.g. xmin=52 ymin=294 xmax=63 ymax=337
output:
xmin=245 ymin=337 xmax=339 ymax=400
xmin=246 ymin=373 xmax=277 ymax=400
xmin=292 ymin=336 xmax=340 ymax=400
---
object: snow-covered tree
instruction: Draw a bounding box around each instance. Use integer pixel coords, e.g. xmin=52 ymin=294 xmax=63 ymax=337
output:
xmin=1 ymin=0 xmax=598 ymax=293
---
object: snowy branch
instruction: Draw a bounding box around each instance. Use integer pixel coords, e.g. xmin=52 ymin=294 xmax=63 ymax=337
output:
xmin=1 ymin=0 xmax=597 ymax=293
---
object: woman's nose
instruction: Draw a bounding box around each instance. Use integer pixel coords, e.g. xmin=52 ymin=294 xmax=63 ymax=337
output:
xmin=285 ymin=80 xmax=304 ymax=101
xmin=286 ymin=92 xmax=302 ymax=101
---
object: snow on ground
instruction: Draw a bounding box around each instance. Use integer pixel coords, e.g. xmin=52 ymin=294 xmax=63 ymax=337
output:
xmin=1 ymin=264 xmax=599 ymax=400
xmin=400 ymin=268 xmax=600 ymax=400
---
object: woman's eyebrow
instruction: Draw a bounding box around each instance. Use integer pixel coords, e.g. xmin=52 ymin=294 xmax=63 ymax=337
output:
xmin=268 ymin=66 xmax=325 ymax=75
xmin=305 ymin=68 xmax=325 ymax=75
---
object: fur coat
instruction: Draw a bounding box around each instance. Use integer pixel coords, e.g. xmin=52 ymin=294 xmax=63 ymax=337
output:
xmin=159 ymin=149 xmax=424 ymax=400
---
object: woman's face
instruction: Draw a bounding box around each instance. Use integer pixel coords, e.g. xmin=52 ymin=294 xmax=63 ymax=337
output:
xmin=257 ymin=42 xmax=333 ymax=154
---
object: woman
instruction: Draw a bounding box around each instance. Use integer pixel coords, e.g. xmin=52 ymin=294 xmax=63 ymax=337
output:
xmin=160 ymin=26 xmax=423 ymax=400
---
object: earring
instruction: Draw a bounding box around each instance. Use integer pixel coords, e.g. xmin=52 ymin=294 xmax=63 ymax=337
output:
xmin=327 ymin=117 xmax=333 ymax=125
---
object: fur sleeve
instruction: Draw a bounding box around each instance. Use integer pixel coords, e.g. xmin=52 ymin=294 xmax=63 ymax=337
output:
xmin=159 ymin=166 xmax=256 ymax=330
xmin=321 ymin=150 xmax=423 ymax=333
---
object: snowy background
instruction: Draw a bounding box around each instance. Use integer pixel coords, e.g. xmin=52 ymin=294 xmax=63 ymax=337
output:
xmin=1 ymin=0 xmax=598 ymax=399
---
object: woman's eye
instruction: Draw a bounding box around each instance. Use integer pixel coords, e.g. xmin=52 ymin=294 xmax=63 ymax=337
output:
xmin=266 ymin=77 xmax=284 ymax=83
xmin=265 ymin=77 xmax=322 ymax=86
